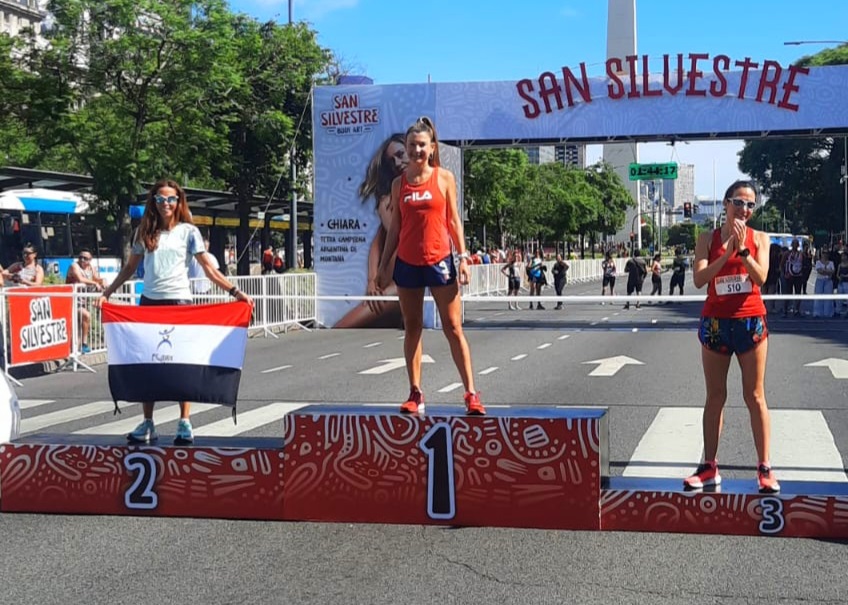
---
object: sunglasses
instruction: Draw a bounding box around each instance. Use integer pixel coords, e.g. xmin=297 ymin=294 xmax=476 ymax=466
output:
xmin=728 ymin=198 xmax=756 ymax=210
xmin=154 ymin=195 xmax=179 ymax=205
xmin=79 ymin=256 xmax=92 ymax=261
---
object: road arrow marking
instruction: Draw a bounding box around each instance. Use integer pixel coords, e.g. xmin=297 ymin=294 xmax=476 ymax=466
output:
xmin=582 ymin=355 xmax=644 ymax=377
xmin=359 ymin=355 xmax=434 ymax=375
xmin=805 ymin=358 xmax=848 ymax=379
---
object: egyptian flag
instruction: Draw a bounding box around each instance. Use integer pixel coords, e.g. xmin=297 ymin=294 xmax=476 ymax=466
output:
xmin=102 ymin=302 xmax=252 ymax=406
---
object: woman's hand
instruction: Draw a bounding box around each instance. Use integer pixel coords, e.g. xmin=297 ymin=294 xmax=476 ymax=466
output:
xmin=458 ymin=258 xmax=470 ymax=285
xmin=366 ymin=279 xmax=384 ymax=315
xmin=234 ymin=290 xmax=253 ymax=306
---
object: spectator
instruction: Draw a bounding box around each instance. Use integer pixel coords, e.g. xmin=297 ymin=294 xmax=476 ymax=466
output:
xmin=649 ymin=253 xmax=663 ymax=300
xmin=782 ymin=240 xmax=804 ymax=317
xmin=65 ymin=249 xmax=104 ymax=354
xmin=837 ymin=251 xmax=848 ymax=318
xmin=669 ymin=247 xmax=687 ymax=298
xmin=812 ymin=250 xmax=834 ymax=318
xmin=189 ymin=238 xmax=220 ymax=296
xmin=623 ymin=249 xmax=647 ymax=310
xmin=262 ymin=245 xmax=274 ymax=274
xmin=5 ymin=245 xmax=44 ymax=287
xmin=501 ymin=249 xmax=522 ymax=310
xmin=601 ymin=251 xmax=616 ymax=303
xmin=552 ymin=253 xmax=569 ymax=310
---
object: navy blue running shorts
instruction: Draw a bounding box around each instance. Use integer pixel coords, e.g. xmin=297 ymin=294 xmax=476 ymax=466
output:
xmin=393 ymin=255 xmax=457 ymax=289
xmin=698 ymin=316 xmax=768 ymax=356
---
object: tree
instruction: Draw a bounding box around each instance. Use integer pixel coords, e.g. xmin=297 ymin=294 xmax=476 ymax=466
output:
xmin=209 ymin=16 xmax=331 ymax=275
xmin=23 ymin=0 xmax=238 ymax=258
xmin=738 ymin=45 xmax=848 ymax=238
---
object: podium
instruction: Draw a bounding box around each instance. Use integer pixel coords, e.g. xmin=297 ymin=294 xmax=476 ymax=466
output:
xmin=0 ymin=435 xmax=285 ymax=520
xmin=282 ymin=405 xmax=609 ymax=529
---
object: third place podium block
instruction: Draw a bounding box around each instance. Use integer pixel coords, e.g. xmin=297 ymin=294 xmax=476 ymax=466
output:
xmin=282 ymin=405 xmax=609 ymax=529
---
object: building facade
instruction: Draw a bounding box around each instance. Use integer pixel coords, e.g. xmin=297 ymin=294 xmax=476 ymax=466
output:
xmin=0 ymin=0 xmax=44 ymax=38
xmin=661 ymin=163 xmax=695 ymax=210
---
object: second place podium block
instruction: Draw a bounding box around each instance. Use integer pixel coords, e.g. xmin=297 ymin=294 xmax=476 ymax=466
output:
xmin=282 ymin=405 xmax=609 ymax=529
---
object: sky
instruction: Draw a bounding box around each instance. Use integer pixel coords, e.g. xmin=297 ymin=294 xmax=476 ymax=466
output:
xmin=230 ymin=0 xmax=848 ymax=199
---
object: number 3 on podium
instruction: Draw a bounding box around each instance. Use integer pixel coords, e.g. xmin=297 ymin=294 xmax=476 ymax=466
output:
xmin=124 ymin=452 xmax=159 ymax=511
xmin=420 ymin=423 xmax=456 ymax=520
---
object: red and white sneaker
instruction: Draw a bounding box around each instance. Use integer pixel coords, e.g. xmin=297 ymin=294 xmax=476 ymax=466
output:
xmin=757 ymin=464 xmax=781 ymax=494
xmin=683 ymin=461 xmax=721 ymax=490
xmin=464 ymin=391 xmax=486 ymax=416
xmin=400 ymin=388 xmax=424 ymax=414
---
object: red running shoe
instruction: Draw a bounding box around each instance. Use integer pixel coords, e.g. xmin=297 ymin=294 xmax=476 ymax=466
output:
xmin=683 ymin=460 xmax=721 ymax=490
xmin=400 ymin=388 xmax=424 ymax=414
xmin=464 ymin=391 xmax=486 ymax=416
xmin=757 ymin=464 xmax=781 ymax=494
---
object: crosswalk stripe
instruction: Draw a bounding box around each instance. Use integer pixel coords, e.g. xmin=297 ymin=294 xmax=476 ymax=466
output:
xmin=194 ymin=403 xmax=308 ymax=437
xmin=623 ymin=407 xmax=705 ymax=478
xmin=73 ymin=403 xmax=217 ymax=435
xmin=437 ymin=383 xmax=463 ymax=393
xmin=18 ymin=399 xmax=55 ymax=410
xmin=771 ymin=410 xmax=847 ymax=482
xmin=22 ymin=401 xmax=116 ymax=434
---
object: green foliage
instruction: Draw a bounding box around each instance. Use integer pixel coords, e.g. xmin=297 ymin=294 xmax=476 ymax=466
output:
xmin=738 ymin=44 xmax=848 ymax=237
xmin=666 ymin=222 xmax=700 ymax=248
xmin=463 ymin=151 xmax=635 ymax=247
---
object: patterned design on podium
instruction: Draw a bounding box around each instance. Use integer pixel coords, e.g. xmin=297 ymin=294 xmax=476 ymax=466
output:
xmin=283 ymin=406 xmax=607 ymax=529
xmin=0 ymin=439 xmax=285 ymax=520
xmin=601 ymin=488 xmax=848 ymax=538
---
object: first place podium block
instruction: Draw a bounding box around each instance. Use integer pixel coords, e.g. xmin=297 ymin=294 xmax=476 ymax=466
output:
xmin=282 ymin=405 xmax=609 ymax=530
xmin=0 ymin=434 xmax=286 ymax=520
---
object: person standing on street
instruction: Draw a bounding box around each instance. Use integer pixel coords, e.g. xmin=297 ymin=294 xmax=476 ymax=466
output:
xmin=100 ymin=180 xmax=253 ymax=445
xmin=685 ymin=180 xmax=779 ymax=494
xmin=377 ymin=117 xmax=485 ymax=416
xmin=552 ymin=254 xmax=569 ymax=310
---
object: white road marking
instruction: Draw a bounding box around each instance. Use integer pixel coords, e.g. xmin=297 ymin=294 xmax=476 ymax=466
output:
xmin=770 ymin=410 xmax=848 ymax=482
xmin=511 ymin=354 xmax=528 ymax=361
xmin=23 ymin=401 xmax=120 ymax=434
xmin=194 ymin=403 xmax=308 ymax=437
xmin=537 ymin=343 xmax=552 ymax=350
xmin=318 ymin=353 xmax=340 ymax=360
xmin=582 ymin=355 xmax=644 ymax=377
xmin=18 ymin=399 xmax=55 ymax=410
xmin=363 ymin=342 xmax=382 ymax=348
xmin=437 ymin=383 xmax=463 ymax=393
xmin=261 ymin=365 xmax=292 ymax=374
xmin=479 ymin=367 xmax=499 ymax=375
xmin=360 ymin=355 xmax=434 ymax=375
xmin=558 ymin=335 xmax=570 ymax=340
xmin=74 ymin=403 xmax=218 ymax=435
xmin=623 ymin=408 xmax=704 ymax=478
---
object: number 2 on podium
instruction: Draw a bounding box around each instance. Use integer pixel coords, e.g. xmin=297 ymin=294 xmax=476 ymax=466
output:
xmin=420 ymin=423 xmax=456 ymax=520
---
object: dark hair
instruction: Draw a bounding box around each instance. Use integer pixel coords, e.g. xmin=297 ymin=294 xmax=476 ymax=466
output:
xmin=405 ymin=116 xmax=440 ymax=167
xmin=674 ymin=246 xmax=682 ymax=256
xmin=359 ymin=133 xmax=406 ymax=207
xmin=723 ymin=179 xmax=759 ymax=203
xmin=137 ymin=179 xmax=193 ymax=252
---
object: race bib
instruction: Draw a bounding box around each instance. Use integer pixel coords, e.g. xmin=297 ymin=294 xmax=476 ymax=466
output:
xmin=715 ymin=274 xmax=752 ymax=296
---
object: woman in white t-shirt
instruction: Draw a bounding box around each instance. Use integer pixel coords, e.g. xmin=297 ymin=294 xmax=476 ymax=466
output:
xmin=101 ymin=180 xmax=252 ymax=445
xmin=813 ymin=249 xmax=835 ymax=318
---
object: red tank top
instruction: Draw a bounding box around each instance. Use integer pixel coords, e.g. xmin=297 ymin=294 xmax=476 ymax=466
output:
xmin=396 ymin=167 xmax=452 ymax=266
xmin=701 ymin=228 xmax=766 ymax=318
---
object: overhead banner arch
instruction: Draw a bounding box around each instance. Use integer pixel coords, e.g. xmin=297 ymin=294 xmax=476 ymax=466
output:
xmin=313 ymin=59 xmax=848 ymax=328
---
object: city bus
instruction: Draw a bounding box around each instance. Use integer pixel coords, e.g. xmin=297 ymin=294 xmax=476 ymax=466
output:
xmin=0 ymin=188 xmax=121 ymax=283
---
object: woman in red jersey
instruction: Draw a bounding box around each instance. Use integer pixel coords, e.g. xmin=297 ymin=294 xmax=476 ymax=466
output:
xmin=377 ymin=117 xmax=484 ymax=416
xmin=685 ymin=180 xmax=779 ymax=494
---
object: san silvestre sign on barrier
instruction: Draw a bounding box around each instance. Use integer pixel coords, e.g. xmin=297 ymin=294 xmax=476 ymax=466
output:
xmin=515 ymin=53 xmax=809 ymax=118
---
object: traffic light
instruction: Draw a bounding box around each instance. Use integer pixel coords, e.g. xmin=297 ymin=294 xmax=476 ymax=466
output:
xmin=683 ymin=202 xmax=692 ymax=218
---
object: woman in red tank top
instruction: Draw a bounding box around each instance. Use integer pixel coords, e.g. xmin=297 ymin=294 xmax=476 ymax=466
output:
xmin=685 ymin=180 xmax=780 ymax=494
xmin=376 ymin=117 xmax=485 ymax=416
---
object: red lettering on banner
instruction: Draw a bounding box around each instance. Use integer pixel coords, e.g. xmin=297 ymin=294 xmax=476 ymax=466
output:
xmin=735 ymin=57 xmax=759 ymax=100
xmin=606 ymin=58 xmax=625 ymax=99
xmin=561 ymin=63 xmax=592 ymax=106
xmin=515 ymin=53 xmax=810 ymax=116
xmin=663 ymin=54 xmax=685 ymax=95
xmin=516 ymin=79 xmax=541 ymax=118
xmin=538 ymin=71 xmax=564 ymax=113
xmin=686 ymin=53 xmax=709 ymax=97
xmin=778 ymin=64 xmax=810 ymax=112
xmin=710 ymin=55 xmax=731 ymax=97
xmin=756 ymin=60 xmax=783 ymax=105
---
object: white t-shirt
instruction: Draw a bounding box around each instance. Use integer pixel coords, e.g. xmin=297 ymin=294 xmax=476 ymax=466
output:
xmin=131 ymin=223 xmax=204 ymax=300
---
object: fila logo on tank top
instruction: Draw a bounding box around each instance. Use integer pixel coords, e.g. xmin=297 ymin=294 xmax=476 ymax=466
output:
xmin=403 ymin=190 xmax=433 ymax=204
